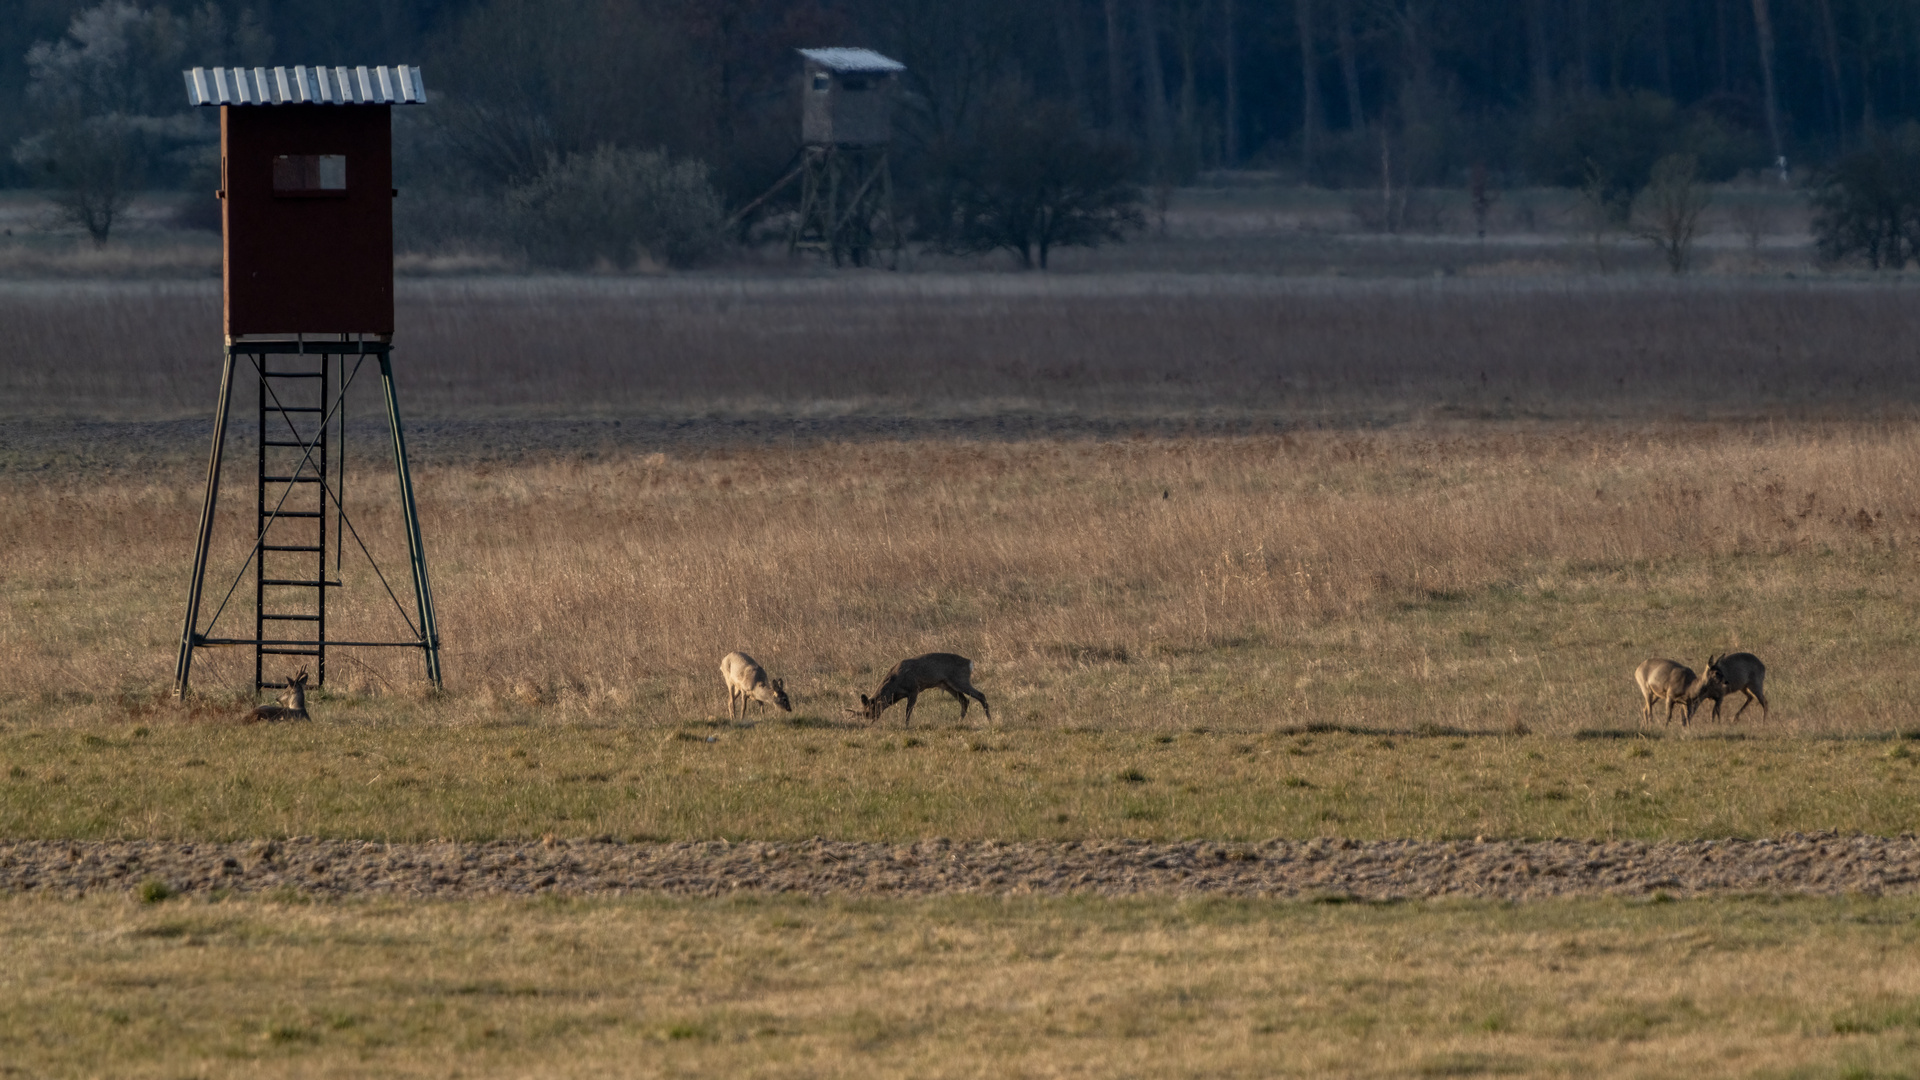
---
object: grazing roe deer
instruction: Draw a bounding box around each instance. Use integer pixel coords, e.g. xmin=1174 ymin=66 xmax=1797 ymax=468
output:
xmin=1702 ymin=652 xmax=1769 ymax=721
xmin=247 ymin=669 xmax=310 ymax=723
xmin=721 ymin=651 xmax=791 ymax=720
xmin=1633 ymin=658 xmax=1715 ymax=727
xmin=856 ymin=653 xmax=990 ymax=726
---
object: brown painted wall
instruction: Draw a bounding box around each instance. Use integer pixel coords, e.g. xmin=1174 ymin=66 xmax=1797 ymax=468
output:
xmin=222 ymin=104 xmax=394 ymax=337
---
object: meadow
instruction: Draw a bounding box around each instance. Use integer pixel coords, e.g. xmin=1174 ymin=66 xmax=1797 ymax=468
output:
xmin=6 ymin=270 xmax=1920 ymax=1075
xmin=3 ymin=892 xmax=1919 ymax=1078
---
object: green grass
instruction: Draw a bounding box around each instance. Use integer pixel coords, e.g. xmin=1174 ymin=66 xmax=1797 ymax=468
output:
xmin=9 ymin=545 xmax=1920 ymax=843
xmin=1 ymin=892 xmax=1917 ymax=1078
xmin=3 ymin=714 xmax=1917 ymax=842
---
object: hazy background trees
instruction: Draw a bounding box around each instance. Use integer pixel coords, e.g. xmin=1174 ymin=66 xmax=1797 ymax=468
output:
xmin=505 ymin=147 xmax=725 ymax=269
xmin=11 ymin=1 xmax=267 ymax=241
xmin=12 ymin=0 xmax=1920 ymax=265
xmin=1810 ymin=122 xmax=1920 ymax=267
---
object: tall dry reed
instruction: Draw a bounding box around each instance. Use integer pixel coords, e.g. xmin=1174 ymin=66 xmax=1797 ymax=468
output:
xmin=6 ymin=424 xmax=1918 ymax=730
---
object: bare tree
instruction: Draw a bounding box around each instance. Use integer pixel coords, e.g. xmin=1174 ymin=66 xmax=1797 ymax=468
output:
xmin=1333 ymin=0 xmax=1364 ymax=130
xmin=16 ymin=115 xmax=141 ymax=244
xmin=1104 ymin=0 xmax=1130 ymax=136
xmin=1634 ymin=152 xmax=1710 ymax=273
xmin=1135 ymin=0 xmax=1173 ymax=175
xmin=1520 ymin=0 xmax=1551 ymax=122
xmin=1469 ymin=161 xmax=1495 ymax=239
xmin=1297 ymin=0 xmax=1319 ymax=179
xmin=13 ymin=1 xmax=255 ymax=243
xmin=1222 ymin=0 xmax=1239 ymax=162
xmin=1750 ymin=0 xmax=1787 ymax=180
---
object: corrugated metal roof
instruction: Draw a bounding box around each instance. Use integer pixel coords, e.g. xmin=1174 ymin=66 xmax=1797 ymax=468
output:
xmin=797 ymin=48 xmax=904 ymax=74
xmin=183 ymin=66 xmax=426 ymax=106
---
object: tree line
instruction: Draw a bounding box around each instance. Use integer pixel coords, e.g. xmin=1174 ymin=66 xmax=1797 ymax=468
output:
xmin=12 ymin=0 xmax=1920 ymax=266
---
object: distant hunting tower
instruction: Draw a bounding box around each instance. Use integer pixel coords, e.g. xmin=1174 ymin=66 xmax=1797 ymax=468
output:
xmin=792 ymin=48 xmax=903 ymax=266
xmin=172 ymin=65 xmax=443 ymax=699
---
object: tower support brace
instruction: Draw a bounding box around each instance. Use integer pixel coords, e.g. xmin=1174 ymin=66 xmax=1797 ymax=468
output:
xmin=790 ymin=144 xmax=899 ymax=267
xmin=173 ymin=337 xmax=442 ymax=697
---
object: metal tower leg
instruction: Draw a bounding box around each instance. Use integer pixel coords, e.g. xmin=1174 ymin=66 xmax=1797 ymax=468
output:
xmin=379 ymin=353 xmax=442 ymax=689
xmin=173 ymin=349 xmax=238 ymax=698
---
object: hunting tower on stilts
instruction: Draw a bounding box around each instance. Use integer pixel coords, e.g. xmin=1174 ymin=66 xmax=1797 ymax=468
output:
xmin=173 ymin=65 xmax=442 ymax=700
xmin=791 ymin=48 xmax=903 ymax=267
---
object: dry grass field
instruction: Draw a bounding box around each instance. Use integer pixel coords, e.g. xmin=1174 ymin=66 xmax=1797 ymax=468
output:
xmin=8 ymin=425 xmax=1920 ymax=843
xmin=8 ymin=420 xmax=1920 ymax=731
xmin=6 ymin=271 xmax=1920 ymax=1076
xmin=7 ymin=276 xmax=1920 ymax=837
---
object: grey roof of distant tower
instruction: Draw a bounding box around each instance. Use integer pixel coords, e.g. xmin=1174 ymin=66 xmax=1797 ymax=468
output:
xmin=796 ymin=49 xmax=904 ymax=74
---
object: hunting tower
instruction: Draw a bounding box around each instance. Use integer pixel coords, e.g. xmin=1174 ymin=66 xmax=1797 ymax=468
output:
xmin=173 ymin=65 xmax=443 ymax=700
xmin=792 ymin=48 xmax=903 ymax=266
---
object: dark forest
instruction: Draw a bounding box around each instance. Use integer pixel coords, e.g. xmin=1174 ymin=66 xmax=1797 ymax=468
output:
xmin=6 ymin=0 xmax=1919 ymax=205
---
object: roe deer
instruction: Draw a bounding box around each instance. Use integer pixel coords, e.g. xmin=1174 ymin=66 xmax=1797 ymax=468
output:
xmin=247 ymin=669 xmax=310 ymax=723
xmin=1702 ymin=652 xmax=1768 ymax=721
xmin=721 ymin=651 xmax=791 ymax=720
xmin=1633 ymin=658 xmax=1715 ymax=727
xmin=855 ymin=653 xmax=990 ymax=726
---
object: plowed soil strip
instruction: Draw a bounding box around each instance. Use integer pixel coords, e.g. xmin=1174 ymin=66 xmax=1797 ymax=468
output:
xmin=6 ymin=834 xmax=1920 ymax=901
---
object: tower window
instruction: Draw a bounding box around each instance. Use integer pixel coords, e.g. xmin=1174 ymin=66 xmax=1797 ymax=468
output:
xmin=273 ymin=154 xmax=347 ymax=194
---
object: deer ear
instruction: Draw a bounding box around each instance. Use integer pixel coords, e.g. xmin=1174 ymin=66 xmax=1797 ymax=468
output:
xmin=773 ymin=679 xmax=784 ymax=691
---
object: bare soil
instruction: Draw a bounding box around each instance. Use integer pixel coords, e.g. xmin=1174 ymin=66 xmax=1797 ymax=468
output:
xmin=5 ymin=834 xmax=1916 ymax=902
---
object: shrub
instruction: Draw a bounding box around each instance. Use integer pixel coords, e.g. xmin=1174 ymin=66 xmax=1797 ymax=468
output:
xmin=1810 ymin=124 xmax=1920 ymax=270
xmin=506 ymin=146 xmax=724 ymax=270
xmin=1524 ymin=91 xmax=1751 ymax=222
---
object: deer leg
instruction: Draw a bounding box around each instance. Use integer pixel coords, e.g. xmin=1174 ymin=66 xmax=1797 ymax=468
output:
xmin=971 ymin=689 xmax=990 ymax=719
xmin=902 ymin=691 xmax=918 ymax=726
xmin=942 ymin=684 xmax=970 ymax=718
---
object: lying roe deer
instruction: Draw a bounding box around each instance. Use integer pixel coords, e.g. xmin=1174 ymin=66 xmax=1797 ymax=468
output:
xmin=1633 ymin=658 xmax=1715 ymax=727
xmin=721 ymin=651 xmax=791 ymax=720
xmin=1702 ymin=652 xmax=1769 ymax=721
xmin=855 ymin=653 xmax=990 ymax=726
xmin=247 ymin=669 xmax=310 ymax=723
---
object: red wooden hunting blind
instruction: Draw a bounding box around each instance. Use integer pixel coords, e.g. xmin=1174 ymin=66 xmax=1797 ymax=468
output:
xmin=186 ymin=65 xmax=423 ymax=336
xmin=174 ymin=66 xmax=442 ymax=699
